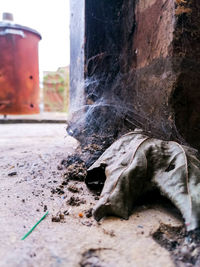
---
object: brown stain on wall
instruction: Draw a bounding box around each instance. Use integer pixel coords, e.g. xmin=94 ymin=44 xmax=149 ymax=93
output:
xmin=131 ymin=0 xmax=200 ymax=149
xmin=133 ymin=0 xmax=174 ymax=69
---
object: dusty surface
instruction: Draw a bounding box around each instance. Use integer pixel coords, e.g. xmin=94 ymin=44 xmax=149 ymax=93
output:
xmin=0 ymin=123 xmax=184 ymax=267
xmin=153 ymin=224 xmax=200 ymax=266
xmin=0 ymin=112 xmax=67 ymax=123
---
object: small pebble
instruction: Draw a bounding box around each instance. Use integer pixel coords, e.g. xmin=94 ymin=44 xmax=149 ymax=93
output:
xmin=52 ymin=216 xmax=60 ymax=222
xmin=8 ymin=172 xmax=17 ymax=176
xmin=59 ymin=213 xmax=65 ymax=220
xmin=85 ymin=208 xmax=93 ymax=218
xmin=57 ymin=165 xmax=63 ymax=171
xmin=44 ymin=205 xmax=47 ymax=212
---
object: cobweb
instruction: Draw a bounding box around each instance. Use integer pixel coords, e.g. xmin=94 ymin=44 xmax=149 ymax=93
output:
xmin=67 ymin=0 xmax=198 ymax=167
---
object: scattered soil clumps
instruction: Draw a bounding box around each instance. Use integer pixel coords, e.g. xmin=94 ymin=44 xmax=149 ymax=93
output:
xmin=85 ymin=208 xmax=93 ymax=218
xmin=52 ymin=212 xmax=65 ymax=223
xmin=153 ymin=224 xmax=200 ymax=266
xmin=51 ymin=187 xmax=65 ymax=195
xmin=102 ymin=229 xmax=115 ymax=237
xmin=79 ymin=248 xmax=109 ymax=267
xmin=63 ymin=162 xmax=87 ymax=182
xmin=61 ymin=154 xmax=87 ymax=182
xmin=67 ymin=184 xmax=80 ymax=193
xmin=67 ymin=196 xmax=86 ymax=206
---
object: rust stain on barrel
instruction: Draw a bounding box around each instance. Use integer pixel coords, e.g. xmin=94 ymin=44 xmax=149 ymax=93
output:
xmin=0 ymin=23 xmax=41 ymax=114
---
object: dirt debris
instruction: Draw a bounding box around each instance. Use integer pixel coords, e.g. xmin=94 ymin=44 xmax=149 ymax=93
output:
xmin=102 ymin=229 xmax=115 ymax=237
xmin=59 ymin=136 xmax=112 ymax=183
xmin=82 ymin=143 xmax=102 ymax=154
xmin=153 ymin=224 xmax=183 ymax=251
xmin=52 ymin=154 xmax=91 ymax=217
xmin=67 ymin=184 xmax=80 ymax=193
xmin=60 ymin=154 xmax=87 ymax=182
xmin=81 ymin=220 xmax=93 ymax=227
xmin=153 ymin=223 xmax=200 ymax=266
xmin=52 ymin=212 xmax=65 ymax=223
xmin=63 ymin=162 xmax=87 ymax=182
xmin=67 ymin=196 xmax=86 ymax=206
xmin=61 ymin=154 xmax=84 ymax=167
xmin=44 ymin=205 xmax=48 ymax=212
xmin=61 ymin=180 xmax=69 ymax=186
xmin=85 ymin=208 xmax=93 ymax=218
xmin=57 ymin=165 xmax=63 ymax=170
xmin=79 ymin=248 xmax=110 ymax=267
xmin=52 ymin=216 xmax=61 ymax=222
xmin=55 ymin=149 xmax=103 ymax=208
xmin=8 ymin=171 xmax=17 ymax=176
xmin=51 ymin=187 xmax=65 ymax=195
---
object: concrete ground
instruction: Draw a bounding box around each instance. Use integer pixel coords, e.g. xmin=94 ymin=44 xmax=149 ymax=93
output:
xmin=0 ymin=123 xmax=182 ymax=267
xmin=0 ymin=112 xmax=68 ymax=123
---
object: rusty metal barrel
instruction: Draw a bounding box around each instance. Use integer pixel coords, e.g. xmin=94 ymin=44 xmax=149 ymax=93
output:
xmin=0 ymin=13 xmax=41 ymax=114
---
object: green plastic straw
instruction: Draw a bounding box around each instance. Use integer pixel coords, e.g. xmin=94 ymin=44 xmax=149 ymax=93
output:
xmin=21 ymin=211 xmax=49 ymax=240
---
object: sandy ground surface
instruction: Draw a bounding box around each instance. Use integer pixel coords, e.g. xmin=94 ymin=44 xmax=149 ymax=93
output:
xmin=0 ymin=123 xmax=183 ymax=267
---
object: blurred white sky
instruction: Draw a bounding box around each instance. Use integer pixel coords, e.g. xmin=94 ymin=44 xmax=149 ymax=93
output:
xmin=0 ymin=0 xmax=70 ymax=74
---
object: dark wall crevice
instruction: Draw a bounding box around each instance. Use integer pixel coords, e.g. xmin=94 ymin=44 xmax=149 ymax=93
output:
xmin=69 ymin=0 xmax=200 ymax=166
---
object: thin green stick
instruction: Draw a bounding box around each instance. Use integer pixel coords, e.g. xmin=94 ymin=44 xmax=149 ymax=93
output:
xmin=21 ymin=211 xmax=49 ymax=240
